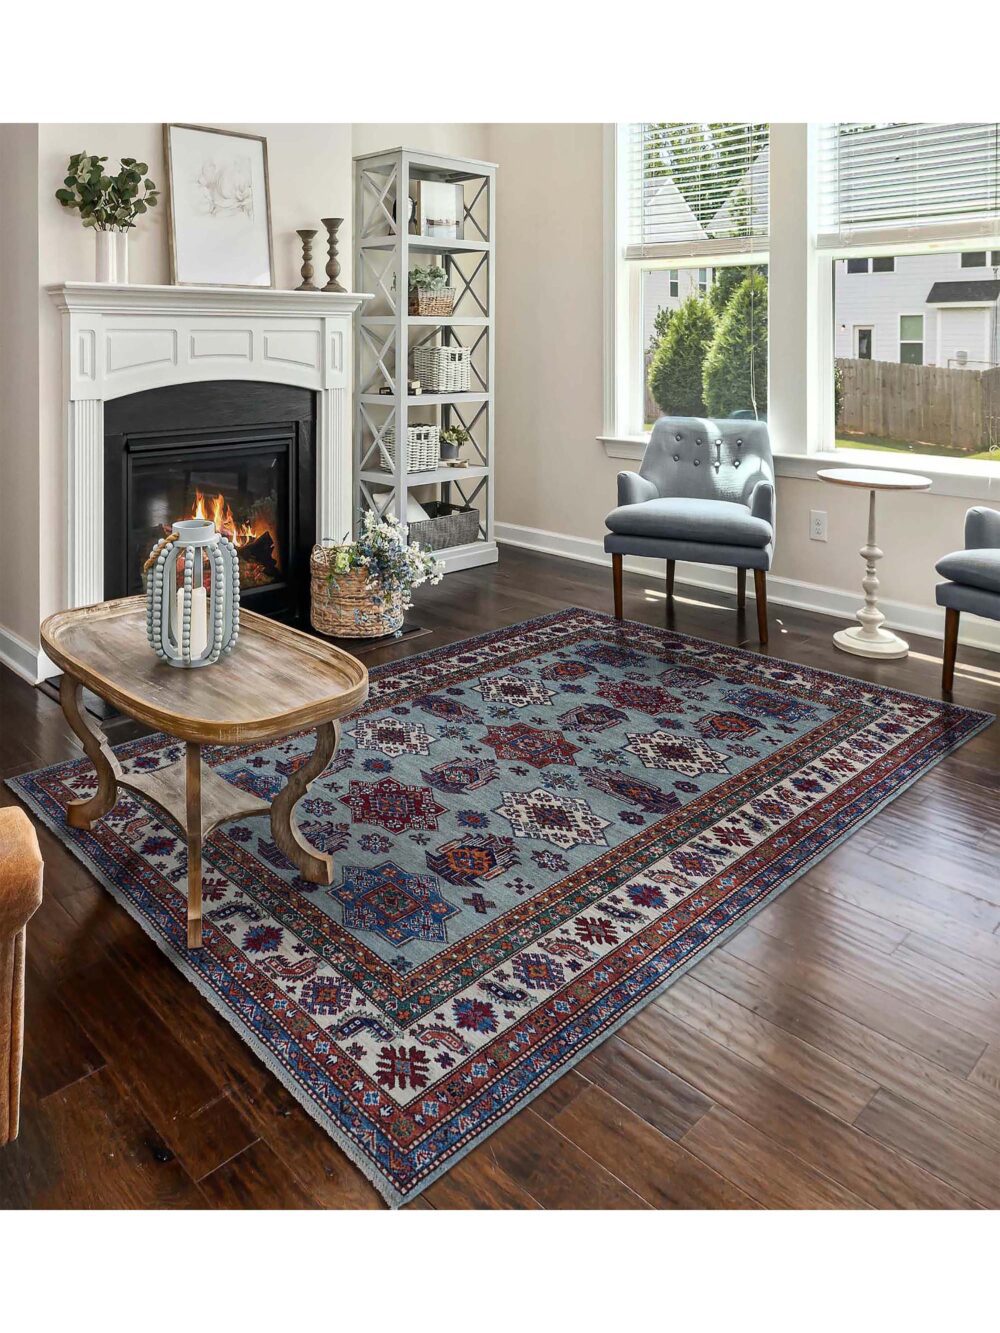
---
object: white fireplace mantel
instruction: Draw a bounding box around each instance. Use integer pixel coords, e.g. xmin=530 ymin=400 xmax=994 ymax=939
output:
xmin=48 ymin=282 xmax=369 ymax=610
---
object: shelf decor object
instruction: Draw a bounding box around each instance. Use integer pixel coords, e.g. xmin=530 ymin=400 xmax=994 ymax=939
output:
xmin=296 ymin=228 xmax=319 ymax=290
xmin=383 ymin=423 xmax=441 ymax=472
xmin=353 ymin=146 xmax=498 ymax=574
xmin=144 ymin=518 xmax=240 ymax=668
xmin=321 ymin=217 xmax=346 ymax=292
xmin=55 ymin=150 xmax=160 ymax=284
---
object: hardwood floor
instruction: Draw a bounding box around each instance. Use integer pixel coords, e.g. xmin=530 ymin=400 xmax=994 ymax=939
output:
xmin=1 ymin=545 xmax=998 ymax=1209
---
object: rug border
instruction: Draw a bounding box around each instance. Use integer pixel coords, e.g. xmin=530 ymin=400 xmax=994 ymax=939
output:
xmin=7 ymin=608 xmax=993 ymax=1207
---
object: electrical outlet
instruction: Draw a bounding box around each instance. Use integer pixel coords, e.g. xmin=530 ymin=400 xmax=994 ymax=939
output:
xmin=809 ymin=509 xmax=828 ymax=542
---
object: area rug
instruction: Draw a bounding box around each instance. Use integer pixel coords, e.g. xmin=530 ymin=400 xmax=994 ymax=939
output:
xmin=9 ymin=609 xmax=991 ymax=1205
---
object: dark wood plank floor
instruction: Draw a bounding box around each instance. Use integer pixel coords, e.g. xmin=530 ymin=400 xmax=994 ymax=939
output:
xmin=2 ymin=546 xmax=998 ymax=1209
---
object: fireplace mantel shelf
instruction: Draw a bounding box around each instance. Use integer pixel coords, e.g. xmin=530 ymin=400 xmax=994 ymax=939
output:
xmin=47 ymin=282 xmax=371 ymax=317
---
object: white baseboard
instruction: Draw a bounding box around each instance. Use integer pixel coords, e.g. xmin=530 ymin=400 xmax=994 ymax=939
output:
xmin=0 ymin=624 xmax=57 ymax=684
xmin=495 ymin=521 xmax=1000 ymax=654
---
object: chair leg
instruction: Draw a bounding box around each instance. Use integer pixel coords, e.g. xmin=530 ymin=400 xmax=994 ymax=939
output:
xmin=942 ymin=607 xmax=960 ymax=692
xmin=612 ymin=552 xmax=623 ymax=621
xmin=753 ymin=569 xmax=768 ymax=645
xmin=666 ymin=559 xmax=675 ymax=599
xmin=737 ymin=568 xmax=746 ymax=610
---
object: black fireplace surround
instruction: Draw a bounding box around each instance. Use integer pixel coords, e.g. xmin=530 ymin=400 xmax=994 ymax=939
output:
xmin=104 ymin=381 xmax=316 ymax=623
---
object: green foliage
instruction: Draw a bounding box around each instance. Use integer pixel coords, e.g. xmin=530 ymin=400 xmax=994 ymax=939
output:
xmin=440 ymin=426 xmax=470 ymax=447
xmin=408 ymin=264 xmax=448 ymax=291
xmin=647 ymin=304 xmax=673 ymax=355
xmin=834 ymin=362 xmax=844 ymax=424
xmin=702 ymin=272 xmax=768 ymax=418
xmin=709 ymin=265 xmax=747 ymax=315
xmin=647 ymin=294 xmax=716 ymax=416
xmin=55 ymin=151 xmax=159 ymax=230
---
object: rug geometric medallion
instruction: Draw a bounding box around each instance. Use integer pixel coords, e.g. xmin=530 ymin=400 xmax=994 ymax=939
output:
xmin=8 ymin=609 xmax=991 ymax=1205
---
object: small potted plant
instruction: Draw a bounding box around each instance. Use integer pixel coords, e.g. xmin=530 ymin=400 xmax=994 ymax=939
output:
xmin=408 ymin=263 xmax=455 ymax=317
xmin=439 ymin=425 xmax=470 ymax=463
xmin=310 ymin=512 xmax=443 ymax=639
xmin=55 ymin=152 xmax=159 ymax=283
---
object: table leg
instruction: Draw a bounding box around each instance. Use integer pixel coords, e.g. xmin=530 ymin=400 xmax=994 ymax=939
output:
xmin=186 ymin=742 xmax=203 ymax=949
xmin=60 ymin=673 xmax=122 ymax=829
xmin=833 ymin=488 xmax=910 ymax=660
xmin=270 ymin=722 xmax=340 ymax=884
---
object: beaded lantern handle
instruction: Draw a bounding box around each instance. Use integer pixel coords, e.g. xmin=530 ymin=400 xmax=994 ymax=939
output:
xmin=142 ymin=530 xmax=178 ymax=576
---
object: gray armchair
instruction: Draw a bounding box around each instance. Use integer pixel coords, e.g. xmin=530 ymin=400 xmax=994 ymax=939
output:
xmin=935 ymin=506 xmax=1000 ymax=690
xmin=604 ymin=416 xmax=775 ymax=642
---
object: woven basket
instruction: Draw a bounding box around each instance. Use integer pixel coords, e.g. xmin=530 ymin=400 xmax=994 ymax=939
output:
xmin=412 ymin=345 xmax=471 ymax=393
xmin=408 ymin=502 xmax=480 ymax=551
xmin=409 ymin=286 xmax=455 ymax=317
xmin=383 ymin=423 xmax=440 ymax=472
xmin=310 ymin=546 xmax=404 ymax=638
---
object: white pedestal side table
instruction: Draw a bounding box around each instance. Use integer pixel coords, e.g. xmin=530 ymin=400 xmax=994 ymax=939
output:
xmin=817 ymin=467 xmax=932 ymax=660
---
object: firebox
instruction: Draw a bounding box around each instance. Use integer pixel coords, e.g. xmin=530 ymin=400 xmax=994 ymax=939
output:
xmin=104 ymin=381 xmax=316 ymax=622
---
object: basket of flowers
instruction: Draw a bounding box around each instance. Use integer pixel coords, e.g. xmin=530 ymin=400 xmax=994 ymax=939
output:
xmin=408 ymin=263 xmax=455 ymax=316
xmin=310 ymin=512 xmax=443 ymax=638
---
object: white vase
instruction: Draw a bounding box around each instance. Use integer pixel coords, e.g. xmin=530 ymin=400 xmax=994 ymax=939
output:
xmin=114 ymin=230 xmax=129 ymax=284
xmin=95 ymin=230 xmax=116 ymax=283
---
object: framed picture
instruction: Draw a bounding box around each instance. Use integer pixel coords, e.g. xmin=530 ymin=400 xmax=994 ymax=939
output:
xmin=164 ymin=124 xmax=274 ymax=288
xmin=411 ymin=181 xmax=464 ymax=241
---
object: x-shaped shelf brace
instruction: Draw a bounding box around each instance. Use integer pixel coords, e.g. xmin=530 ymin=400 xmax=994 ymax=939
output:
xmin=360 ymin=325 xmax=397 ymax=396
xmin=361 ymin=249 xmax=398 ymax=314
xmin=358 ymin=478 xmax=397 ymax=520
xmin=359 ymin=402 xmax=397 ymax=473
xmin=446 ymin=401 xmax=489 ymax=467
xmin=360 ymin=165 xmax=399 ymax=240
xmin=448 ymin=473 xmax=489 ymax=539
xmin=462 ymin=178 xmax=489 ymax=242
xmin=445 ymin=251 xmax=489 ymax=316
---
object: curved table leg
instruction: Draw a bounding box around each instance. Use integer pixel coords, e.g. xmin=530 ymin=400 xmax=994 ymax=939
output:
xmin=59 ymin=673 xmax=122 ymax=829
xmin=270 ymin=722 xmax=340 ymax=884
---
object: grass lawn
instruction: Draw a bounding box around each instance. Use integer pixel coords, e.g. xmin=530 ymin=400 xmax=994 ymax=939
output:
xmin=835 ymin=433 xmax=999 ymax=463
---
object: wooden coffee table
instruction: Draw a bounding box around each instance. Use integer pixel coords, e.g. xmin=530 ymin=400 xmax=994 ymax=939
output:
xmin=41 ymin=596 xmax=368 ymax=948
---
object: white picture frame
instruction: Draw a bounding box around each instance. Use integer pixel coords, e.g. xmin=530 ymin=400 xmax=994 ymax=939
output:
xmin=412 ymin=181 xmax=464 ymax=241
xmin=164 ymin=124 xmax=274 ymax=288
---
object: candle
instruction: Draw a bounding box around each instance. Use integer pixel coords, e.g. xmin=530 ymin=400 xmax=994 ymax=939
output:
xmin=175 ymin=585 xmax=209 ymax=660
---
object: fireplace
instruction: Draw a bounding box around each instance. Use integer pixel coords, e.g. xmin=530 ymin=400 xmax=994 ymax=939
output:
xmin=104 ymin=381 xmax=316 ymax=622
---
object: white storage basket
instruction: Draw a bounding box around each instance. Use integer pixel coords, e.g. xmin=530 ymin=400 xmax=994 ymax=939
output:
xmin=412 ymin=345 xmax=472 ymax=393
xmin=382 ymin=424 xmax=441 ymax=472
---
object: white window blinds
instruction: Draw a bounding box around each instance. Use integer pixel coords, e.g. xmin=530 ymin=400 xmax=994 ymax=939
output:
xmin=623 ymin=122 xmax=769 ymax=260
xmin=818 ymin=123 xmax=1000 ymax=247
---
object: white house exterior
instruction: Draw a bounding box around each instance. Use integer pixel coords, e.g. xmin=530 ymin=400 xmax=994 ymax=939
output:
xmin=834 ymin=251 xmax=1000 ymax=369
xmin=642 ymin=265 xmax=714 ymax=347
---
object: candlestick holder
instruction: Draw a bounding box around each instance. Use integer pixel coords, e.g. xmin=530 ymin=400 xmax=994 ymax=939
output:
xmin=143 ymin=519 xmax=240 ymax=668
xmin=296 ymin=228 xmax=319 ymax=291
xmin=321 ymin=217 xmax=346 ymax=292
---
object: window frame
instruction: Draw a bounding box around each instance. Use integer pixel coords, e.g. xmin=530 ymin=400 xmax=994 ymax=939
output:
xmin=898 ymin=312 xmax=925 ymax=364
xmin=604 ymin=122 xmax=1000 ymax=489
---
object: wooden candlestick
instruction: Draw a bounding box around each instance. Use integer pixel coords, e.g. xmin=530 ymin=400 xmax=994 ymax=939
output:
xmin=296 ymin=229 xmax=319 ymax=291
xmin=321 ymin=217 xmax=346 ymax=292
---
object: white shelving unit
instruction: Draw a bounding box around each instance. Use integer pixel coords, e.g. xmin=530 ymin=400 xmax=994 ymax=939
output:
xmin=352 ymin=147 xmax=498 ymax=572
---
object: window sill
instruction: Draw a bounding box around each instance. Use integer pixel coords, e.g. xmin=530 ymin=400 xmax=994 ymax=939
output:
xmin=598 ymin=435 xmax=1000 ymax=502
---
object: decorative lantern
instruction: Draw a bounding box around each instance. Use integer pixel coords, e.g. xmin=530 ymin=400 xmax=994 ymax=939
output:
xmin=144 ymin=518 xmax=240 ymax=668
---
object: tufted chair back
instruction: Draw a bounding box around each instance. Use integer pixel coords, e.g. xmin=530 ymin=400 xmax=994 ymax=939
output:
xmin=638 ymin=416 xmax=773 ymax=507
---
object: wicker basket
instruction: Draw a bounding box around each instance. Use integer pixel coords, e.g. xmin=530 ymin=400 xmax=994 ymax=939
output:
xmin=382 ymin=424 xmax=440 ymax=472
xmin=409 ymin=286 xmax=455 ymax=317
xmin=310 ymin=546 xmax=404 ymax=638
xmin=412 ymin=345 xmax=471 ymax=393
xmin=408 ymin=502 xmax=481 ymax=551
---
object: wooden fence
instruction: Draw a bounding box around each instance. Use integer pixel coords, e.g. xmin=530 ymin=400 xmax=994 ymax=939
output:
xmin=836 ymin=357 xmax=1000 ymax=452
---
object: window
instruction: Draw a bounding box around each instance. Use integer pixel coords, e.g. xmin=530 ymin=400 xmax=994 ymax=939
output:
xmin=822 ymin=123 xmax=1000 ymax=462
xmin=616 ymin=123 xmax=769 ymax=431
xmin=899 ymin=315 xmax=924 ymax=364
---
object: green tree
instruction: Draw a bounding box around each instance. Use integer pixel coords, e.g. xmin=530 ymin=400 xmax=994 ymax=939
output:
xmin=647 ymin=304 xmax=673 ymax=355
xmin=702 ymin=272 xmax=768 ymax=418
xmin=648 ymin=294 xmax=716 ymax=416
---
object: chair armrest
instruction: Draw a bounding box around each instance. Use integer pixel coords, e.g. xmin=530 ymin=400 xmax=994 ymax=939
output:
xmin=749 ymin=480 xmax=775 ymax=529
xmin=617 ymin=471 xmax=658 ymax=507
xmin=965 ymin=506 xmax=1000 ymax=550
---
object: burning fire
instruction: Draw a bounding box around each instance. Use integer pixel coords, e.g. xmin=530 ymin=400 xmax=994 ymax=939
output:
xmin=185 ymin=490 xmax=282 ymax=575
